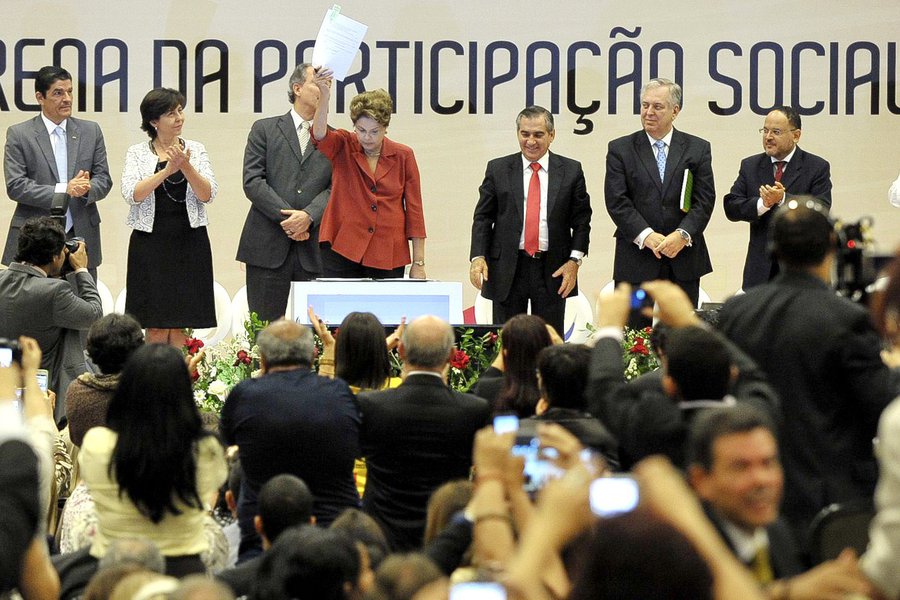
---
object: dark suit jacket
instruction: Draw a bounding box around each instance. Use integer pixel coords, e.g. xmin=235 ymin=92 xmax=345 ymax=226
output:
xmin=357 ymin=373 xmax=490 ymax=551
xmin=216 ymin=554 xmax=262 ymax=597
xmin=221 ymin=367 xmax=360 ymax=554
xmin=3 ymin=115 xmax=111 ymax=268
xmin=469 ymin=152 xmax=591 ymax=304
xmin=0 ymin=440 xmax=40 ymax=595
xmin=705 ymin=508 xmax=804 ymax=579
xmin=604 ymin=129 xmax=715 ymax=282
xmin=718 ymin=270 xmax=897 ymax=531
xmin=0 ymin=263 xmax=102 ymax=421
xmin=723 ymin=148 xmax=832 ymax=289
xmin=236 ymin=112 xmax=332 ymax=272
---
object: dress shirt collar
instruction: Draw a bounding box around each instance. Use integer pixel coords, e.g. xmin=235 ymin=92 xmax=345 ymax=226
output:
xmin=521 ymin=152 xmax=550 ymax=172
xmin=720 ymin=515 xmax=770 ymax=564
xmin=770 ymin=146 xmax=797 ymax=164
xmin=646 ymin=128 xmax=674 ymax=149
xmin=41 ymin=113 xmax=67 ymax=136
xmin=405 ymin=370 xmax=445 ymax=381
xmin=290 ymin=108 xmax=311 ymax=131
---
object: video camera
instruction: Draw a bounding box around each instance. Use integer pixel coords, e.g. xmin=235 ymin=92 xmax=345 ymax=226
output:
xmin=834 ymin=216 xmax=876 ymax=302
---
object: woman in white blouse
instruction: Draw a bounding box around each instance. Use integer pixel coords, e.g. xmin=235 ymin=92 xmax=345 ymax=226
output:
xmin=120 ymin=88 xmax=217 ymax=346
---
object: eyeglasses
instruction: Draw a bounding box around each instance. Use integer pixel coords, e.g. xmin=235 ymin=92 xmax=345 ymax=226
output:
xmin=759 ymin=128 xmax=797 ymax=136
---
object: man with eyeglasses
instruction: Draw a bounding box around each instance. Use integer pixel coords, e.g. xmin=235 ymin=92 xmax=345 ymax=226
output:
xmin=2 ymin=66 xmax=111 ymax=282
xmin=723 ymin=106 xmax=832 ymax=290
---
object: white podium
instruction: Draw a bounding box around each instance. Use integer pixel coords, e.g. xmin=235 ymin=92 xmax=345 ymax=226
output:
xmin=292 ymin=280 xmax=464 ymax=325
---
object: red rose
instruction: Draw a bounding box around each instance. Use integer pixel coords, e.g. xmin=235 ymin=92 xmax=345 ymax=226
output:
xmin=191 ymin=369 xmax=200 ymax=382
xmin=233 ymin=350 xmax=251 ymax=366
xmin=643 ymin=327 xmax=653 ymax=334
xmin=487 ymin=332 xmax=499 ymax=346
xmin=629 ymin=338 xmax=649 ymax=355
xmin=450 ymin=349 xmax=470 ymax=370
xmin=184 ymin=337 xmax=204 ymax=356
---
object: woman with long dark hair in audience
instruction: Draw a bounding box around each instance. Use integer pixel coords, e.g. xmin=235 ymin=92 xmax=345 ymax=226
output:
xmin=79 ymin=344 xmax=226 ymax=577
xmin=309 ymin=307 xmax=402 ymax=392
xmin=472 ymin=314 xmax=557 ymax=416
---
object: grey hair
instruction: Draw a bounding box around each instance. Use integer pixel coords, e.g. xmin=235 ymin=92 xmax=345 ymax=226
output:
xmin=170 ymin=575 xmax=236 ymax=600
xmin=98 ymin=537 xmax=165 ymax=573
xmin=287 ymin=62 xmax=314 ymax=103
xmin=257 ymin=321 xmax=315 ymax=367
xmin=641 ymin=78 xmax=682 ymax=109
xmin=402 ymin=317 xmax=455 ymax=369
xmin=516 ymin=105 xmax=555 ymax=133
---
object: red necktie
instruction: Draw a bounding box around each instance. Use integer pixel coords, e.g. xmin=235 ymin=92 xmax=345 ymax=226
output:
xmin=774 ymin=161 xmax=785 ymax=183
xmin=525 ymin=162 xmax=541 ymax=256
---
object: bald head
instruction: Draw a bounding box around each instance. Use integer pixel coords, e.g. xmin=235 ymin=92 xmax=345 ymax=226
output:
xmin=401 ymin=316 xmax=455 ymax=370
xmin=257 ymin=319 xmax=315 ymax=369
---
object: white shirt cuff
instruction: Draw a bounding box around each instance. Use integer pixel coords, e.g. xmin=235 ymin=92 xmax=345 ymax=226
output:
xmin=635 ymin=228 xmax=653 ymax=249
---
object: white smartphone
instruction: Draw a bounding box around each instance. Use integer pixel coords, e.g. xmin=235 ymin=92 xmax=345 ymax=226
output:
xmin=589 ymin=475 xmax=640 ymax=517
xmin=449 ymin=582 xmax=506 ymax=600
xmin=493 ymin=414 xmax=519 ymax=434
xmin=0 ymin=347 xmax=13 ymax=368
xmin=35 ymin=369 xmax=49 ymax=393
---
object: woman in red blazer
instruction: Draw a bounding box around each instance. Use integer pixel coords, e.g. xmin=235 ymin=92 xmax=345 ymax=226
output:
xmin=311 ymin=68 xmax=426 ymax=279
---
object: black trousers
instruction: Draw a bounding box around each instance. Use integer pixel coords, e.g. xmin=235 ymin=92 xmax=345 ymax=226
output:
xmin=321 ymin=245 xmax=406 ymax=279
xmin=492 ymin=251 xmax=565 ymax=336
xmin=246 ymin=244 xmax=319 ymax=323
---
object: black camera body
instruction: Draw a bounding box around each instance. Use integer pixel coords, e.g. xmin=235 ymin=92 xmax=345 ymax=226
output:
xmin=60 ymin=236 xmax=85 ymax=277
xmin=834 ymin=217 xmax=875 ymax=301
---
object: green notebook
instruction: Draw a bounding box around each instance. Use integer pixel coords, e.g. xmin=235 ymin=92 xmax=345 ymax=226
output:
xmin=680 ymin=169 xmax=693 ymax=213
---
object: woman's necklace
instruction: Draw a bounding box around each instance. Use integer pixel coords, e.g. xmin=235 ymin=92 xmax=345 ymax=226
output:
xmin=150 ymin=139 xmax=187 ymax=201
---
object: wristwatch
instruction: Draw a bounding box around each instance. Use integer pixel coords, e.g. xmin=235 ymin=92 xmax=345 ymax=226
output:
xmin=568 ymin=257 xmax=583 ymax=266
xmin=677 ymin=229 xmax=692 ymax=245
xmin=412 ymin=260 xmax=425 ymax=266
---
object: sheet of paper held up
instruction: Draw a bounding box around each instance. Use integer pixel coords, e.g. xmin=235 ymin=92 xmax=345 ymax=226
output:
xmin=311 ymin=5 xmax=368 ymax=81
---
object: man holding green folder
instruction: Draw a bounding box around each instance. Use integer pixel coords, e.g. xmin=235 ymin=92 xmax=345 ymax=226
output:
xmin=605 ymin=78 xmax=716 ymax=318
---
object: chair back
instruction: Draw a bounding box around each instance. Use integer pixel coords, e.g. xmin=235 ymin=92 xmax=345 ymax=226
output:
xmin=807 ymin=499 xmax=875 ymax=565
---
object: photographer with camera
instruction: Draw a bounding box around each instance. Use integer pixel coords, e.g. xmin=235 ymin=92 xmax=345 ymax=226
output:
xmin=718 ymin=199 xmax=899 ymax=542
xmin=0 ymin=216 xmax=102 ymax=425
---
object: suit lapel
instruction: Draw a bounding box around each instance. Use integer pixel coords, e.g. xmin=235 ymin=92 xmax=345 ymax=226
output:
xmin=508 ymin=155 xmax=526 ymax=222
xmin=32 ymin=117 xmax=59 ymax=181
xmin=66 ymin=118 xmax=80 ymax=180
xmin=663 ymin=129 xmax=686 ymax=194
xmin=756 ymin=154 xmax=775 ymax=185
xmin=277 ymin=113 xmax=303 ymax=164
xmin=633 ymin=132 xmax=663 ymax=193
xmin=372 ymin=138 xmax=397 ymax=185
xmin=547 ymin=152 xmax=563 ymax=217
xmin=780 ymin=148 xmax=804 ymax=191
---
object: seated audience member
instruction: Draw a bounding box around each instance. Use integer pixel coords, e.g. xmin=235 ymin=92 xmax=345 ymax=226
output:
xmin=82 ymin=563 xmax=145 ymax=600
xmin=108 ymin=570 xmax=179 ymax=600
xmin=419 ymin=481 xmax=475 ymax=577
xmin=222 ymin=319 xmax=360 ymax=560
xmin=212 ymin=456 xmax=242 ymax=571
xmin=357 ymin=315 xmax=490 ymax=551
xmin=423 ymin=480 xmax=474 ymax=546
xmin=367 ymin=553 xmax=444 ymax=600
xmin=688 ymin=406 xmax=872 ymax=598
xmin=217 ymin=474 xmax=315 ymax=598
xmin=330 ymin=508 xmax=391 ymax=572
xmin=78 ymin=344 xmax=227 ymax=576
xmin=862 ymin=252 xmax=900 ymax=597
xmin=718 ymin=200 xmax=898 ymax=537
xmin=250 ymin=526 xmax=361 ymax=600
xmin=0 ymin=337 xmax=60 ymax=599
xmin=587 ymin=280 xmax=777 ymax=469
xmin=0 ymin=216 xmax=103 ymax=424
xmin=524 ymin=343 xmax=619 ymax=467
xmin=56 ymin=536 xmax=165 ymax=600
xmin=469 ymin=425 xmax=764 ymax=599
xmin=172 ymin=575 xmax=236 ymax=600
xmin=471 ymin=314 xmax=554 ymax=415
xmin=310 ymin=307 xmax=403 ymax=390
xmin=66 ymin=313 xmax=144 ymax=448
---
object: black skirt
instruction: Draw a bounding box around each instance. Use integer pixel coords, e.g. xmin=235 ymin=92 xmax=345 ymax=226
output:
xmin=125 ymin=163 xmax=216 ymax=329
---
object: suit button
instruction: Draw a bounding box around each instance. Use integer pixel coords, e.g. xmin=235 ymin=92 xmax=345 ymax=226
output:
xmin=370 ymin=185 xmax=377 ymax=193
xmin=368 ymin=227 xmax=374 ymax=233
xmin=371 ymin=204 xmax=377 ymax=211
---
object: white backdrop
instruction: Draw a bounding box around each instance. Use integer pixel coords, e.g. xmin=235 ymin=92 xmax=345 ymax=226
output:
xmin=2 ymin=0 xmax=898 ymax=308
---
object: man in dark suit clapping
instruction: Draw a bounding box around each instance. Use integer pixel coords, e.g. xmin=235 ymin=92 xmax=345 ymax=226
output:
xmin=3 ymin=66 xmax=111 ymax=282
xmin=723 ymin=106 xmax=832 ymax=290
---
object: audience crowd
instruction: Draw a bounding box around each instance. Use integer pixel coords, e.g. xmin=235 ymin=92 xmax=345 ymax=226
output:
xmin=2 ymin=200 xmax=900 ymax=600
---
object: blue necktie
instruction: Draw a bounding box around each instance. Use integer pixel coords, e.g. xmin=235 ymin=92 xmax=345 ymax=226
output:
xmin=654 ymin=139 xmax=666 ymax=182
xmin=53 ymin=126 xmax=73 ymax=232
